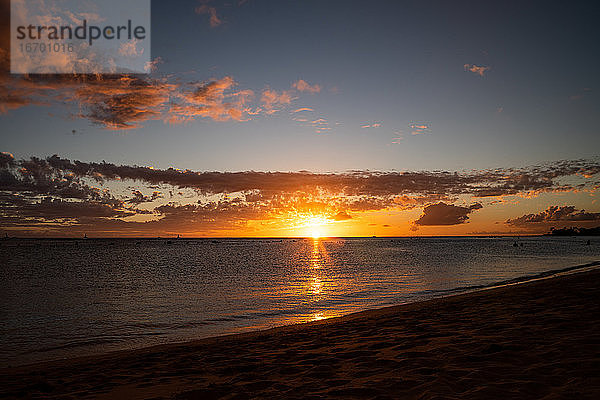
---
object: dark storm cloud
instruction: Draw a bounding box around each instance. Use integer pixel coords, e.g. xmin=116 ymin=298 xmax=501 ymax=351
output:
xmin=506 ymin=206 xmax=600 ymax=227
xmin=414 ymin=202 xmax=483 ymax=226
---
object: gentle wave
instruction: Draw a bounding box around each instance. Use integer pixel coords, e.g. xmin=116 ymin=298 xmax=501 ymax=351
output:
xmin=1 ymin=236 xmax=598 ymax=366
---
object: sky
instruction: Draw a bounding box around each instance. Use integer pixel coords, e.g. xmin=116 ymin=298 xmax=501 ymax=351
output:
xmin=1 ymin=0 xmax=599 ymax=237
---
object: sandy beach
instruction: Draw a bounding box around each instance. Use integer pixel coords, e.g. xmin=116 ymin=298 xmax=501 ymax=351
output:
xmin=2 ymin=268 xmax=599 ymax=399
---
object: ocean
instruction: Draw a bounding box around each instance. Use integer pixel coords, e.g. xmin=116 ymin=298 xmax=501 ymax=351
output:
xmin=0 ymin=236 xmax=598 ymax=366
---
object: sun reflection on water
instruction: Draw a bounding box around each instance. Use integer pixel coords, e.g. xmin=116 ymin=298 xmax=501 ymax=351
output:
xmin=310 ymin=237 xmax=325 ymax=269
xmin=306 ymin=237 xmax=333 ymax=319
xmin=310 ymin=276 xmax=322 ymax=294
xmin=311 ymin=312 xmax=326 ymax=321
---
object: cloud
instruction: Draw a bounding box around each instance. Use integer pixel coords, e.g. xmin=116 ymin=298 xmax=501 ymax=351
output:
xmin=331 ymin=211 xmax=352 ymax=221
xmin=0 ymin=34 xmax=317 ymax=130
xmin=1 ymin=73 xmax=254 ymax=129
xmin=7 ymin=155 xmax=598 ymax=199
xmin=2 ymin=155 xmax=599 ymax=236
xmin=464 ymin=64 xmax=490 ymax=77
xmin=292 ymin=108 xmax=314 ymax=113
xmin=261 ymin=88 xmax=293 ymax=112
xmin=408 ymin=123 xmax=431 ymax=135
xmin=126 ymin=190 xmax=163 ymax=204
xmin=292 ymin=80 xmax=321 ymax=94
xmin=310 ymin=118 xmax=330 ymax=133
xmin=569 ymin=88 xmax=591 ymax=101
xmin=173 ymin=77 xmax=253 ymax=122
xmin=391 ymin=131 xmax=403 ymax=144
xmin=79 ymin=76 xmax=175 ymax=129
xmin=118 ymin=39 xmax=143 ymax=57
xmin=0 ymin=152 xmax=15 ymax=168
xmin=361 ymin=123 xmax=382 ymax=129
xmin=195 ymin=3 xmax=222 ymax=27
xmin=415 ymin=202 xmax=482 ymax=226
xmin=506 ymin=205 xmax=600 ymax=227
xmin=293 ymin=115 xmax=331 ymax=133
xmin=0 ymin=7 xmax=325 ymax=131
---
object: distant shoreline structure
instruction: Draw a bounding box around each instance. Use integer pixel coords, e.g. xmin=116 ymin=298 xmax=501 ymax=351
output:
xmin=545 ymin=226 xmax=600 ymax=236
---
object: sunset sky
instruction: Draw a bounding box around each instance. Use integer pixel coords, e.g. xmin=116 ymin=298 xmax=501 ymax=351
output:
xmin=1 ymin=0 xmax=599 ymax=237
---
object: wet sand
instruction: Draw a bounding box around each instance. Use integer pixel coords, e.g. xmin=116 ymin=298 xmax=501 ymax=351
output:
xmin=2 ymin=268 xmax=600 ymax=399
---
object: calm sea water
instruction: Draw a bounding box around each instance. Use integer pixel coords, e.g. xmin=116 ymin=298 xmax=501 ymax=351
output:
xmin=0 ymin=236 xmax=598 ymax=366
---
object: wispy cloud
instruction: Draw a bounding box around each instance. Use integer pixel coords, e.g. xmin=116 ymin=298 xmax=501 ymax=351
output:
xmin=261 ymin=88 xmax=293 ymax=113
xmin=569 ymin=87 xmax=591 ymax=101
xmin=391 ymin=131 xmax=403 ymax=144
xmin=361 ymin=122 xmax=382 ymax=129
xmin=292 ymin=107 xmax=314 ymax=113
xmin=292 ymin=79 xmax=321 ymax=94
xmin=310 ymin=118 xmax=330 ymax=133
xmin=171 ymin=76 xmax=253 ymax=123
xmin=0 ymin=50 xmax=324 ymax=129
xmin=195 ymin=2 xmax=223 ymax=27
xmin=408 ymin=123 xmax=431 ymax=135
xmin=0 ymin=25 xmax=329 ymax=130
xmin=464 ymin=63 xmax=490 ymax=77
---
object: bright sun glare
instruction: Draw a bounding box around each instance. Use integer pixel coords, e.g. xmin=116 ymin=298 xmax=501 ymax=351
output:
xmin=302 ymin=216 xmax=328 ymax=238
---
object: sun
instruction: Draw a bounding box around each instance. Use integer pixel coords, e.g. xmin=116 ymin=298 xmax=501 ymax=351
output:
xmin=297 ymin=215 xmax=328 ymax=238
xmin=311 ymin=228 xmax=323 ymax=239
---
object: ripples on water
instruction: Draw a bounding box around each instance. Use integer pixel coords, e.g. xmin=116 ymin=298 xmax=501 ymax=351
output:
xmin=0 ymin=236 xmax=598 ymax=365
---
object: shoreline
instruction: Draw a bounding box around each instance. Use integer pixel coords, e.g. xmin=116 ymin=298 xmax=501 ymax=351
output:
xmin=2 ymin=265 xmax=600 ymax=398
xmin=4 ymin=260 xmax=599 ymax=369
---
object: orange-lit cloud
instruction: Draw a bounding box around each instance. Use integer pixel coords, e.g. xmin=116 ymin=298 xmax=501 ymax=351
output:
xmin=0 ymin=28 xmax=324 ymax=130
xmin=172 ymin=77 xmax=253 ymax=123
xmin=464 ymin=63 xmax=490 ymax=76
xmin=292 ymin=79 xmax=321 ymax=94
xmin=195 ymin=3 xmax=223 ymax=27
xmin=390 ymin=131 xmax=403 ymax=144
xmin=361 ymin=122 xmax=382 ymax=128
xmin=1 ymin=153 xmax=598 ymax=236
xmin=310 ymin=118 xmax=331 ymax=133
xmin=77 ymin=76 xmax=176 ymax=129
xmin=409 ymin=123 xmax=431 ymax=135
xmin=261 ymin=88 xmax=293 ymax=112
